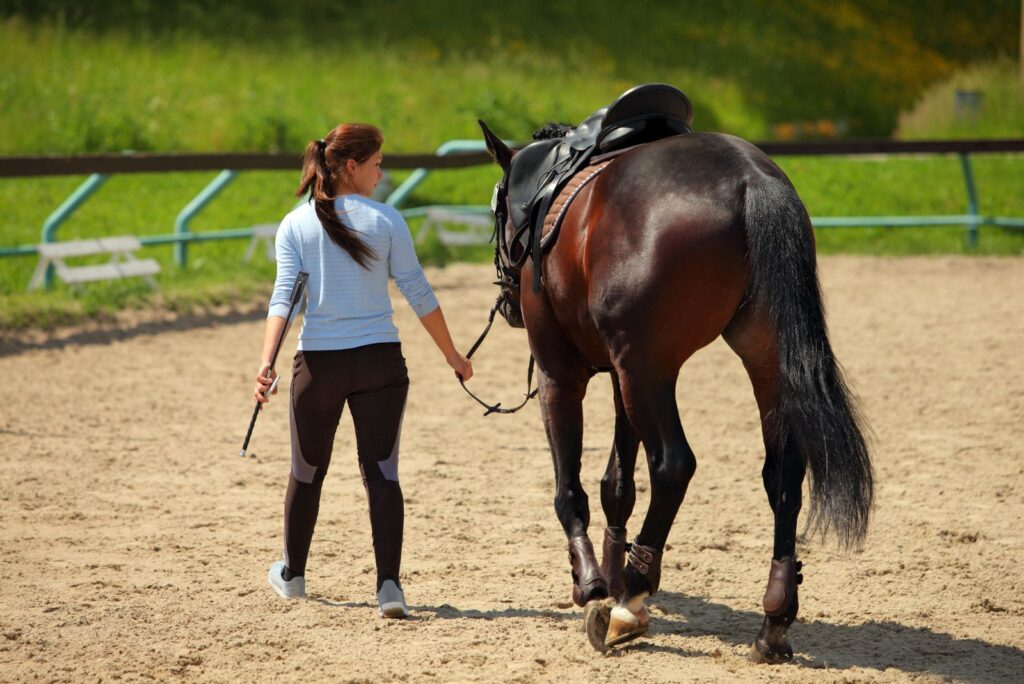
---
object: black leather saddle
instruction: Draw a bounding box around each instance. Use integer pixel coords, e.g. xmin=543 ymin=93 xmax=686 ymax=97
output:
xmin=503 ymin=84 xmax=693 ymax=290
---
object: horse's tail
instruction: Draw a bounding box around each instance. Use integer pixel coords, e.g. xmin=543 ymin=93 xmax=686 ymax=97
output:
xmin=743 ymin=172 xmax=873 ymax=548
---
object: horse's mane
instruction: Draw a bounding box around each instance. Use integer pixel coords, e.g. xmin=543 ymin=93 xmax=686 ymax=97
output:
xmin=532 ymin=123 xmax=574 ymax=140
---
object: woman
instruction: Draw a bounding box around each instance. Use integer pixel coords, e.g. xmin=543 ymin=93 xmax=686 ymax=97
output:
xmin=255 ymin=123 xmax=472 ymax=618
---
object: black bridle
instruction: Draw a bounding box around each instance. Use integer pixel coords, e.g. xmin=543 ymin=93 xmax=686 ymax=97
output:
xmin=456 ymin=175 xmax=539 ymax=416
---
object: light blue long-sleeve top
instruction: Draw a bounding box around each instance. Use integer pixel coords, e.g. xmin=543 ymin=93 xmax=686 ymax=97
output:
xmin=267 ymin=195 xmax=439 ymax=351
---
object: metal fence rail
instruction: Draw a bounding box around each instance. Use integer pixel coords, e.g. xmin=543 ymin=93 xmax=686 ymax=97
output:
xmin=1 ymin=139 xmax=1022 ymax=289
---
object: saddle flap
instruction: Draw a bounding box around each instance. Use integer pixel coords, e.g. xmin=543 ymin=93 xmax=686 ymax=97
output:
xmin=506 ymin=138 xmax=565 ymax=231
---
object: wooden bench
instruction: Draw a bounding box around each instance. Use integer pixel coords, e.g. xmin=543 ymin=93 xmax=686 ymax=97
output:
xmin=28 ymin=236 xmax=161 ymax=291
xmin=416 ymin=207 xmax=493 ymax=246
xmin=243 ymin=223 xmax=279 ymax=263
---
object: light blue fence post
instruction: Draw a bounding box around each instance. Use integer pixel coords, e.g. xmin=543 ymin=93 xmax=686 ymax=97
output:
xmin=958 ymin=152 xmax=980 ymax=251
xmin=385 ymin=140 xmax=495 ymax=209
xmin=173 ymin=170 xmax=237 ymax=267
xmin=36 ymin=173 xmax=109 ymax=289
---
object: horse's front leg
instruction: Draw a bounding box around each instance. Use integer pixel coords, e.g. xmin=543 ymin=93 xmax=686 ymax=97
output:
xmin=537 ymin=369 xmax=609 ymax=607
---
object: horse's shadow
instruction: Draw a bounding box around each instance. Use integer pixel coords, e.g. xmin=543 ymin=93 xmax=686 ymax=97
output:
xmin=648 ymin=591 xmax=1023 ymax=681
xmin=312 ymin=591 xmax=1022 ymax=679
xmin=311 ymin=596 xmax=577 ymax=623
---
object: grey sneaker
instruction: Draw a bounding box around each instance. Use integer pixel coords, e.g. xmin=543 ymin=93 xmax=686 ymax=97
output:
xmin=377 ymin=579 xmax=408 ymax=618
xmin=267 ymin=561 xmax=306 ymax=599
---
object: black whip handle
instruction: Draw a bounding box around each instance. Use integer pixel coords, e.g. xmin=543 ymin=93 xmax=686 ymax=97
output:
xmin=239 ymin=271 xmax=309 ymax=456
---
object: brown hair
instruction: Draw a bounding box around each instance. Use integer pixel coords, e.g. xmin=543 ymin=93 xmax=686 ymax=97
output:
xmin=296 ymin=123 xmax=383 ymax=269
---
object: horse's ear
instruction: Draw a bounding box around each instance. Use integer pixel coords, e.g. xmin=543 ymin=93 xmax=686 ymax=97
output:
xmin=479 ymin=119 xmax=512 ymax=172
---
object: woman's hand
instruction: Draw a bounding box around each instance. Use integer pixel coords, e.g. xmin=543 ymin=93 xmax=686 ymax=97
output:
xmin=447 ymin=352 xmax=473 ymax=382
xmin=254 ymin=363 xmax=278 ymax=405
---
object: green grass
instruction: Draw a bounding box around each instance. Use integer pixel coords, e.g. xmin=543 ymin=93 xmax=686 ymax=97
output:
xmin=0 ymin=17 xmax=770 ymax=154
xmin=1 ymin=2 xmax=1019 ymax=153
xmin=897 ymin=58 xmax=1024 ymax=139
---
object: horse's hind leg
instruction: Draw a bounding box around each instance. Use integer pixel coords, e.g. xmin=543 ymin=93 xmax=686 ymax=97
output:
xmin=537 ymin=370 xmax=609 ymax=608
xmin=723 ymin=308 xmax=806 ymax=664
xmin=598 ymin=372 xmax=641 ymax=601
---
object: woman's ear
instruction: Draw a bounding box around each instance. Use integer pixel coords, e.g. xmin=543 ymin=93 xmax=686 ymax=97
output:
xmin=345 ymin=158 xmax=358 ymax=175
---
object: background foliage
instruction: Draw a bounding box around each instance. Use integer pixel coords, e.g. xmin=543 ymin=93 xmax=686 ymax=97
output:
xmin=0 ymin=0 xmax=1020 ymax=153
xmin=0 ymin=1 xmax=1022 ymax=329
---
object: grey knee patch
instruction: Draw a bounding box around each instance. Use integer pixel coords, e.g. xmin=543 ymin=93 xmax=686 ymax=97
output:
xmin=290 ymin=399 xmax=319 ymax=484
xmin=291 ymin=447 xmax=318 ymax=484
xmin=377 ymin=401 xmax=405 ymax=482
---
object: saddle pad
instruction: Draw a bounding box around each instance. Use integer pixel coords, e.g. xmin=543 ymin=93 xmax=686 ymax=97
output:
xmin=539 ymin=159 xmax=613 ymax=253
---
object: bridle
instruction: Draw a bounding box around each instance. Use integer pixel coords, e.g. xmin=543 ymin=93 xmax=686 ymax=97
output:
xmin=491 ymin=175 xmax=530 ymax=319
xmin=456 ymin=174 xmax=539 ymax=416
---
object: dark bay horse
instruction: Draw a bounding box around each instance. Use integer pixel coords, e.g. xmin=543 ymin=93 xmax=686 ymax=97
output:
xmin=479 ymin=123 xmax=873 ymax=660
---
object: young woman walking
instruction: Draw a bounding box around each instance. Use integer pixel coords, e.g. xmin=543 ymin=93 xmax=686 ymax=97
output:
xmin=254 ymin=123 xmax=472 ymax=618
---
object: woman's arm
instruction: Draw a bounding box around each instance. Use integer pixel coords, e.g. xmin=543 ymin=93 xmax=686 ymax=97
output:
xmin=253 ymin=315 xmax=288 ymax=404
xmin=419 ymin=306 xmax=473 ymax=381
xmin=388 ymin=208 xmax=472 ymax=381
xmin=256 ymin=218 xmax=302 ymax=405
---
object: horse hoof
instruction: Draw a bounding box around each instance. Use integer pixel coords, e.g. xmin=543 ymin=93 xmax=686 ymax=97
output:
xmin=605 ymin=604 xmax=650 ymax=647
xmin=583 ymin=598 xmax=614 ymax=653
xmin=749 ymin=638 xmax=794 ymax=665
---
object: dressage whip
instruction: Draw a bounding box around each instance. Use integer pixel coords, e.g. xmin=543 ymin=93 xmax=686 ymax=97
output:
xmin=239 ymin=271 xmax=309 ymax=457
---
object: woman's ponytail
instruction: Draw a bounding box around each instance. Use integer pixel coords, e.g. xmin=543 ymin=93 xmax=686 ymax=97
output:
xmin=296 ymin=125 xmax=381 ymax=269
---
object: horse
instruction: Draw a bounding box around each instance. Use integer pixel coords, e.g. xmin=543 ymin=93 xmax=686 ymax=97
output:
xmin=478 ymin=120 xmax=874 ymax=661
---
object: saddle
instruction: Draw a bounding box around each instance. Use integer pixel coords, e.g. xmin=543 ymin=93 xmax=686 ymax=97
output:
xmin=504 ymin=83 xmax=694 ymax=291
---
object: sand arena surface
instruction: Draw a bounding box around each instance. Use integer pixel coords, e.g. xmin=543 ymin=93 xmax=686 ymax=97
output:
xmin=1 ymin=257 xmax=1022 ymax=683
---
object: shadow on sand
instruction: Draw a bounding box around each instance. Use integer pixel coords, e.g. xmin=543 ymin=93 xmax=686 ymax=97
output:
xmin=313 ymin=596 xmax=577 ymax=624
xmin=641 ymin=591 xmax=1024 ymax=681
xmin=0 ymin=306 xmax=266 ymax=358
xmin=305 ymin=589 xmax=1021 ymax=678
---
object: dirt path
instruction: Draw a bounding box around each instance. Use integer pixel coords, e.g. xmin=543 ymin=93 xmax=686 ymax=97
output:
xmin=1 ymin=257 xmax=1022 ymax=683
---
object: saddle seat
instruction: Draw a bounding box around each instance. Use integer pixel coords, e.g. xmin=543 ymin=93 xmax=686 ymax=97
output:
xmin=504 ymin=84 xmax=694 ymax=289
xmin=566 ymin=82 xmax=694 ymax=154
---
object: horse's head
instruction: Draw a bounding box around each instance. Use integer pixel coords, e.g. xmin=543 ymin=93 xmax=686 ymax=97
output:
xmin=479 ymin=119 xmax=525 ymax=328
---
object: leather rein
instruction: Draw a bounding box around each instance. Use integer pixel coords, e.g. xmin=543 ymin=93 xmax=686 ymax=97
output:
xmin=457 ymin=290 xmax=538 ymax=416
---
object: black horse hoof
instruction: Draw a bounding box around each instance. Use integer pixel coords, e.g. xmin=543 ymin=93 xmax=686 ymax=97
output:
xmin=750 ymin=638 xmax=793 ymax=664
xmin=583 ymin=598 xmax=614 ymax=653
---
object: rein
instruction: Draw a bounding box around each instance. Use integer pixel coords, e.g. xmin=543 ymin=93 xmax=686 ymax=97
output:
xmin=458 ymin=292 xmax=538 ymax=416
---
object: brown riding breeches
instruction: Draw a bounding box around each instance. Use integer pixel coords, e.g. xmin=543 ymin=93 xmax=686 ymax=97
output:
xmin=282 ymin=343 xmax=409 ymax=588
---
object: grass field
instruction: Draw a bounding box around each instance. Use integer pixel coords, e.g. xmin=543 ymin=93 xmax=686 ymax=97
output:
xmin=1 ymin=3 xmax=1021 ymax=330
xmin=1 ymin=3 xmax=1018 ymax=154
